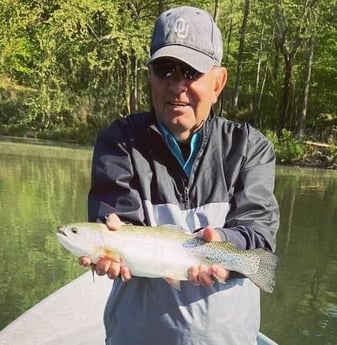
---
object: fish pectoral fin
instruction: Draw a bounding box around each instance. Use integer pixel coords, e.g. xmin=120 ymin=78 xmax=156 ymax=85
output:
xmin=90 ymin=263 xmax=96 ymax=283
xmin=101 ymin=248 xmax=120 ymax=261
xmin=164 ymin=277 xmax=181 ymax=290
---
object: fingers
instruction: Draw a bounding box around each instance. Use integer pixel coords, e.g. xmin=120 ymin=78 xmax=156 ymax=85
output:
xmin=96 ymin=258 xmax=114 ymax=276
xmin=197 ymin=226 xmax=222 ymax=242
xmin=188 ymin=265 xmax=213 ymax=287
xmin=79 ymin=214 xmax=130 ymax=281
xmin=79 ymin=256 xmax=91 ymax=267
xmin=187 ymin=264 xmax=230 ymax=287
xmin=105 ymin=214 xmax=125 ymax=230
xmin=97 ymin=258 xmax=132 ymax=281
xmin=120 ymin=266 xmax=132 ymax=281
xmin=209 ymin=265 xmax=230 ymax=283
xmin=79 ymin=256 xmax=132 ymax=282
xmin=190 ymin=226 xmax=228 ymax=287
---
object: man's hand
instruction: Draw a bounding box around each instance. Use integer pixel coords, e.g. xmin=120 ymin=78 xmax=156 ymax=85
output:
xmin=79 ymin=214 xmax=132 ymax=281
xmin=187 ymin=226 xmax=230 ymax=287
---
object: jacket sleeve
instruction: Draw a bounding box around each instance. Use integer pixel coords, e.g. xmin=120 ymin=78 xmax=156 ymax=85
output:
xmin=87 ymin=122 xmax=145 ymax=225
xmin=218 ymin=125 xmax=279 ymax=252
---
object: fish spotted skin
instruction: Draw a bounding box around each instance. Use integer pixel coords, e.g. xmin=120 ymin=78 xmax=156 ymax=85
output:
xmin=56 ymin=222 xmax=278 ymax=293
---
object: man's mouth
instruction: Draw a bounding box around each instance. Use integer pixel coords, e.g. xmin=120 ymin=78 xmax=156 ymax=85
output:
xmin=168 ymin=101 xmax=189 ymax=106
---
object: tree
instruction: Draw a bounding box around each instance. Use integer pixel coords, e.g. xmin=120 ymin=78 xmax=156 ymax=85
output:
xmin=0 ymin=0 xmax=336 ymax=144
xmin=233 ymin=0 xmax=250 ymax=109
xmin=274 ymin=0 xmax=320 ymax=132
xmin=297 ymin=35 xmax=314 ymax=138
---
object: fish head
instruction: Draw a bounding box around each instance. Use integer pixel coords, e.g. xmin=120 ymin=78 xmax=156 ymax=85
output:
xmin=56 ymin=223 xmax=106 ymax=262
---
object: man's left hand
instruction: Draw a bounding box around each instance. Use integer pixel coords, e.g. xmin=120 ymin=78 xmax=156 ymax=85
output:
xmin=187 ymin=226 xmax=230 ymax=287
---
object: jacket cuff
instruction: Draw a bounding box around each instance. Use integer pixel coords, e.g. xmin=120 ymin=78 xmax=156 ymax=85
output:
xmin=214 ymin=228 xmax=247 ymax=250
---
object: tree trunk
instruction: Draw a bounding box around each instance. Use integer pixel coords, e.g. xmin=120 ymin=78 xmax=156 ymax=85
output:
xmin=255 ymin=26 xmax=263 ymax=100
xmin=274 ymin=0 xmax=300 ymax=132
xmin=297 ymin=36 xmax=315 ymax=138
xmin=129 ymin=48 xmax=138 ymax=114
xmin=157 ymin=0 xmax=164 ymax=15
xmin=224 ymin=17 xmax=233 ymax=68
xmin=213 ymin=0 xmax=220 ymax=22
xmin=233 ymin=0 xmax=250 ymax=109
xmin=274 ymin=0 xmax=319 ymax=133
xmin=279 ymin=54 xmax=294 ymax=130
xmin=254 ymin=25 xmax=264 ymax=125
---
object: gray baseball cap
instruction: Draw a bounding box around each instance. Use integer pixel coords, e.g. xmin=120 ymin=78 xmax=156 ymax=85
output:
xmin=148 ymin=6 xmax=223 ymax=73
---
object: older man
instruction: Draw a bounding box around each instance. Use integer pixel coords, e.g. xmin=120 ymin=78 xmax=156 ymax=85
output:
xmin=82 ymin=6 xmax=279 ymax=345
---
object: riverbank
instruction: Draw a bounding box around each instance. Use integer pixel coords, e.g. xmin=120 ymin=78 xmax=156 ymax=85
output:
xmin=1 ymin=134 xmax=336 ymax=170
xmin=294 ymin=141 xmax=337 ymax=170
xmin=264 ymin=129 xmax=336 ymax=170
xmin=281 ymin=140 xmax=337 ymax=170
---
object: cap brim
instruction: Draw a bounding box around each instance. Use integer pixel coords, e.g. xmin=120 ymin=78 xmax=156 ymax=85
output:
xmin=147 ymin=45 xmax=214 ymax=73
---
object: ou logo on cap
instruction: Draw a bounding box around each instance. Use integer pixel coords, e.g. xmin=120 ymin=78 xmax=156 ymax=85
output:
xmin=174 ymin=18 xmax=189 ymax=39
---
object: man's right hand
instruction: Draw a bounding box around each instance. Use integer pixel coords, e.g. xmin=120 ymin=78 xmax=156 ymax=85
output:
xmin=79 ymin=214 xmax=132 ymax=281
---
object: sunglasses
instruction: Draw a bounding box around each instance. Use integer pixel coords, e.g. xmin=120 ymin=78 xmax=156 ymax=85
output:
xmin=151 ymin=59 xmax=203 ymax=81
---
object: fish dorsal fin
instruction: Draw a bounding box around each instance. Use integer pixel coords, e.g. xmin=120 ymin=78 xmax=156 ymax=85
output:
xmin=224 ymin=241 xmax=238 ymax=249
xmin=156 ymin=224 xmax=190 ymax=234
xmin=211 ymin=240 xmax=238 ymax=250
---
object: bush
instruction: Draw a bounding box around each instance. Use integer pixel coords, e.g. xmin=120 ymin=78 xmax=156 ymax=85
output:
xmin=265 ymin=129 xmax=306 ymax=164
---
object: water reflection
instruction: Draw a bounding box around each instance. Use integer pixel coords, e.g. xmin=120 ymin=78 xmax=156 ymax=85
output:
xmin=0 ymin=141 xmax=92 ymax=329
xmin=261 ymin=166 xmax=337 ymax=344
xmin=0 ymin=142 xmax=337 ymax=345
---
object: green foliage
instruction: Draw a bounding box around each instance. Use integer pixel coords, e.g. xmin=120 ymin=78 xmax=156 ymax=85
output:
xmin=265 ymin=129 xmax=306 ymax=164
xmin=0 ymin=0 xmax=336 ymax=145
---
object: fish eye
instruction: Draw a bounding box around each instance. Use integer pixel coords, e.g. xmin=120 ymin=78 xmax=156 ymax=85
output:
xmin=71 ymin=227 xmax=78 ymax=234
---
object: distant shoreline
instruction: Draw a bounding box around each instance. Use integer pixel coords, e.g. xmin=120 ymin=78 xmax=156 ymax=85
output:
xmin=1 ymin=135 xmax=336 ymax=170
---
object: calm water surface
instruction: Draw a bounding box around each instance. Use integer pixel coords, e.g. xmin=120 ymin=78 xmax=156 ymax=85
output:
xmin=0 ymin=140 xmax=337 ymax=345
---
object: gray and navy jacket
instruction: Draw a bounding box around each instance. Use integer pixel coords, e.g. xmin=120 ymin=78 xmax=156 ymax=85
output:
xmin=88 ymin=111 xmax=279 ymax=345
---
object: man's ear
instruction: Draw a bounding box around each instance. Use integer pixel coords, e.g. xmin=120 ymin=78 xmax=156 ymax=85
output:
xmin=213 ymin=67 xmax=227 ymax=104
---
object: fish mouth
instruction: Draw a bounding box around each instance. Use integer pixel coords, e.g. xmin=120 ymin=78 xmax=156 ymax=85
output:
xmin=57 ymin=227 xmax=67 ymax=237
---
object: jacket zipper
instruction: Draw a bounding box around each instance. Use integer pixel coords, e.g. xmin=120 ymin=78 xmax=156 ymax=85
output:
xmin=182 ymin=180 xmax=191 ymax=209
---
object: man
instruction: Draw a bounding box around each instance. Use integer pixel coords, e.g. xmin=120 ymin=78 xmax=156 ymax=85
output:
xmin=81 ymin=6 xmax=279 ymax=345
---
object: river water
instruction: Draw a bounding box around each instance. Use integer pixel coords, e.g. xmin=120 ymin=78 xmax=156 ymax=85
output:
xmin=0 ymin=139 xmax=336 ymax=344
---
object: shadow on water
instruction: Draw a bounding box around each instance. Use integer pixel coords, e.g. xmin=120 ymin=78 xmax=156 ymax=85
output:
xmin=1 ymin=141 xmax=337 ymax=345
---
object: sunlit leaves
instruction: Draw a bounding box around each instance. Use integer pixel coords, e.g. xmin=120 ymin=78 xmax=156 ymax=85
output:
xmin=0 ymin=0 xmax=336 ymax=139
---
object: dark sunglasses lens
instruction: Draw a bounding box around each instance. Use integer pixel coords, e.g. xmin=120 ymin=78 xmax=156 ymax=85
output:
xmin=151 ymin=60 xmax=202 ymax=81
xmin=183 ymin=67 xmax=202 ymax=81
xmin=152 ymin=61 xmax=175 ymax=79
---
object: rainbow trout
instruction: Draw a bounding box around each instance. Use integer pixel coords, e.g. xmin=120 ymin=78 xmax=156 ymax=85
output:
xmin=56 ymin=222 xmax=278 ymax=293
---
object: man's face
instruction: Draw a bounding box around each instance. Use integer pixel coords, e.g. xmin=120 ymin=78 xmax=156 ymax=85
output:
xmin=149 ymin=58 xmax=227 ymax=142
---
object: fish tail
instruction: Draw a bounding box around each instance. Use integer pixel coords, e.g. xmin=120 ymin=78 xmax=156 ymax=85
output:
xmin=246 ymin=248 xmax=279 ymax=293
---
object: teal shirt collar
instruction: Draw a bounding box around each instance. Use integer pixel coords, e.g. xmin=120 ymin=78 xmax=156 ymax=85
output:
xmin=157 ymin=122 xmax=203 ymax=176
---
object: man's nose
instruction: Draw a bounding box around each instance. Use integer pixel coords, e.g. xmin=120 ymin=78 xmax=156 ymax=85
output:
xmin=168 ymin=68 xmax=188 ymax=93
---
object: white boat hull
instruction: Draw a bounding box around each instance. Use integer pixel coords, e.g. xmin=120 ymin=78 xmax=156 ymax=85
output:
xmin=0 ymin=272 xmax=278 ymax=345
